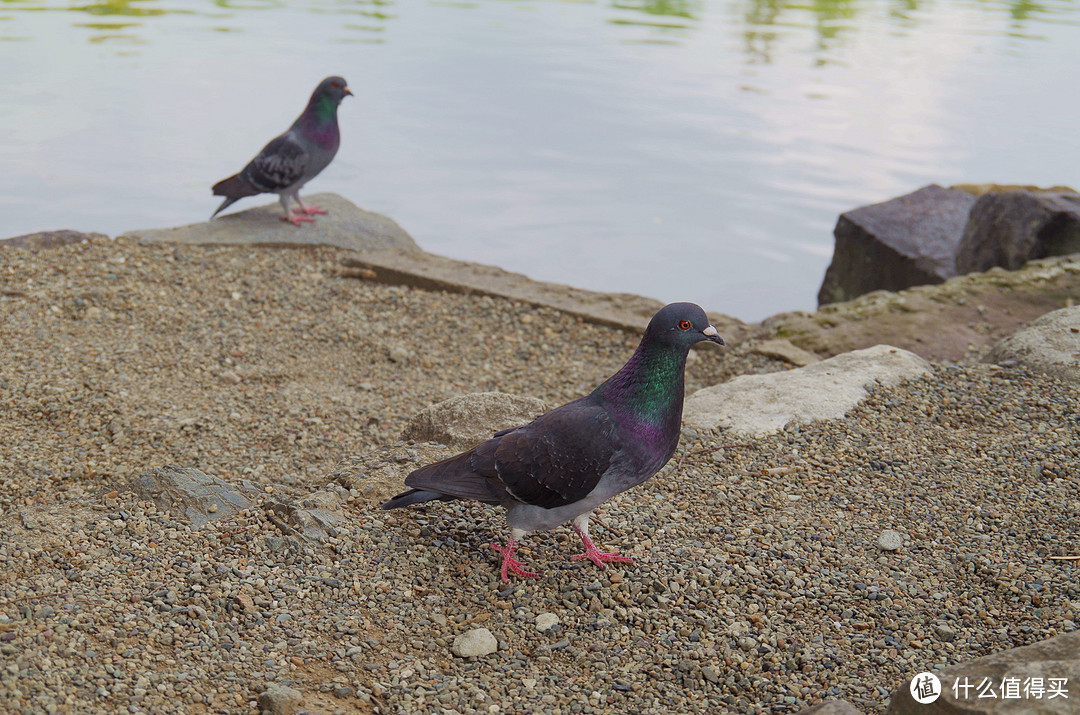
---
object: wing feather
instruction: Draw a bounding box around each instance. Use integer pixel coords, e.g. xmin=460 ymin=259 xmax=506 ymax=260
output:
xmin=490 ymin=403 xmax=619 ymax=509
xmin=402 ymin=401 xmax=620 ymax=511
xmin=241 ymin=132 xmax=308 ymax=193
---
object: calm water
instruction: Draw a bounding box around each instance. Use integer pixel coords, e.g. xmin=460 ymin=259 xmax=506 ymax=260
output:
xmin=2 ymin=1 xmax=1078 ymax=320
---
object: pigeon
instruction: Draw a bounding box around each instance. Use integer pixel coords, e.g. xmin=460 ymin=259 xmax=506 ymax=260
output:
xmin=210 ymin=76 xmax=352 ymax=225
xmin=382 ymin=302 xmax=725 ymax=582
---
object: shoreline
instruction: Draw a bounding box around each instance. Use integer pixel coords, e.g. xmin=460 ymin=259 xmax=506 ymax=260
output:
xmin=10 ymin=192 xmax=1080 ymax=364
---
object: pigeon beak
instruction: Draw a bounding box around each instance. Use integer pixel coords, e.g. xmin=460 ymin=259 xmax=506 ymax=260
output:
xmin=701 ymin=325 xmax=725 ymax=346
xmin=344 ymin=87 xmax=354 ymax=97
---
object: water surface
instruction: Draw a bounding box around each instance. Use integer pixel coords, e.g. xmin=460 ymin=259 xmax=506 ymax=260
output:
xmin=2 ymin=0 xmax=1078 ymax=320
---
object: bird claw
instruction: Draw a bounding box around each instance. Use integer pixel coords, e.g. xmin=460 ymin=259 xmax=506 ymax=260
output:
xmin=571 ymin=549 xmax=633 ymax=569
xmin=282 ymin=212 xmax=316 ymax=226
xmin=298 ymin=205 xmax=328 ymax=215
xmin=490 ymin=542 xmax=539 ymax=582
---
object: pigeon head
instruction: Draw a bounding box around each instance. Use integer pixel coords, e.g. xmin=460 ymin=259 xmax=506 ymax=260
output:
xmin=643 ymin=302 xmax=725 ymax=350
xmin=314 ymin=76 xmax=353 ymax=105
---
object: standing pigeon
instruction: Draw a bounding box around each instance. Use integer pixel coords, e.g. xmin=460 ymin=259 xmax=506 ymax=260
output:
xmin=382 ymin=302 xmax=725 ymax=582
xmin=210 ymin=76 xmax=352 ymax=225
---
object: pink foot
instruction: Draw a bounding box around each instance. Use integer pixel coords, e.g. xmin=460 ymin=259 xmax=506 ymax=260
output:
xmin=572 ymin=527 xmax=633 ymax=569
xmin=298 ymin=204 xmax=327 ymax=215
xmin=490 ymin=539 xmax=539 ymax=582
xmin=282 ymin=212 xmax=316 ymax=226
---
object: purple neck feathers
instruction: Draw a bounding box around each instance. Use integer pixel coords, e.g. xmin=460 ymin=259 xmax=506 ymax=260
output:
xmin=294 ymin=94 xmax=341 ymax=151
xmin=594 ymin=339 xmax=688 ymax=450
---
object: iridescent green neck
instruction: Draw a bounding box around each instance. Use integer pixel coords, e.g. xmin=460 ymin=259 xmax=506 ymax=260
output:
xmin=311 ymin=93 xmax=338 ymax=122
xmin=294 ymin=93 xmax=340 ymax=150
xmin=295 ymin=93 xmax=338 ymax=127
xmin=596 ymin=341 xmax=687 ymax=426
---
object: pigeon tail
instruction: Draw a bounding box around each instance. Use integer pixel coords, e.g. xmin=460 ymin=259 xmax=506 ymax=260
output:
xmin=210 ymin=174 xmax=260 ymax=219
xmin=381 ymin=489 xmax=454 ymax=511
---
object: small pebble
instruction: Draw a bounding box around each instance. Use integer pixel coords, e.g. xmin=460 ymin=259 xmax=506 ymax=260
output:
xmin=877 ymin=529 xmax=904 ymax=551
xmin=535 ymin=613 xmax=560 ymax=632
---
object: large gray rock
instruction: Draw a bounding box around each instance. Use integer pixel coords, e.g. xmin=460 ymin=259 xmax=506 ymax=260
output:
xmin=887 ymin=630 xmax=1080 ymax=714
xmin=126 ymin=465 xmax=257 ymax=527
xmin=0 ymin=229 xmax=105 ymax=250
xmin=402 ymin=391 xmax=546 ymax=449
xmin=818 ymin=185 xmax=975 ymax=305
xmin=987 ymin=306 xmax=1080 ymax=382
xmin=684 ymin=345 xmax=931 ymax=437
xmin=955 ymin=190 xmax=1080 ymax=274
xmin=122 ymin=193 xmax=418 ymax=253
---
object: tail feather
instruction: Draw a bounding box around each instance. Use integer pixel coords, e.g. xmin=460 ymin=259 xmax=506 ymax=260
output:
xmin=210 ymin=173 xmax=260 ymax=219
xmin=404 ymin=449 xmax=506 ymax=503
xmin=381 ymin=489 xmax=456 ymax=511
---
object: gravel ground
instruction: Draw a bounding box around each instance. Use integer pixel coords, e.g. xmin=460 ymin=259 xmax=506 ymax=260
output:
xmin=1 ymin=236 xmax=1078 ymax=714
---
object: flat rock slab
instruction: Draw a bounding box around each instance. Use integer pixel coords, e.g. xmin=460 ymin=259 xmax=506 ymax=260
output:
xmin=402 ymin=391 xmax=547 ymax=449
xmin=122 ymin=193 xmax=418 ymax=253
xmin=126 ymin=465 xmax=258 ymax=527
xmin=887 ymin=630 xmax=1080 ymax=714
xmin=987 ymin=305 xmax=1080 ymax=382
xmin=750 ymin=338 xmax=821 ymax=366
xmin=119 ymin=193 xmax=747 ymax=340
xmin=340 ymin=250 xmax=748 ymax=340
xmin=0 ymin=229 xmax=106 ymax=250
xmin=684 ymin=345 xmax=931 ymax=437
xmin=766 ymin=254 xmax=1080 ymax=361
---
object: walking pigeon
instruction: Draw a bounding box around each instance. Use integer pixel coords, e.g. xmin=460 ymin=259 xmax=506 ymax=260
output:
xmin=210 ymin=76 xmax=352 ymax=225
xmin=382 ymin=302 xmax=725 ymax=582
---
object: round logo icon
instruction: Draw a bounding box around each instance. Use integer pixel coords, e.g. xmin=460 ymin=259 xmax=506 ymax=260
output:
xmin=910 ymin=672 xmax=941 ymax=704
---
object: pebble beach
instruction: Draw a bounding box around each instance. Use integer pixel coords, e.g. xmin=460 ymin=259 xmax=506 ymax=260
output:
xmin=2 ymin=236 xmax=1079 ymax=714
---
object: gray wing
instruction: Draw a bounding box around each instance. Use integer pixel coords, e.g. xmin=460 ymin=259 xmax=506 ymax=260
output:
xmin=405 ymin=401 xmax=621 ymax=510
xmin=240 ymin=132 xmax=308 ymax=193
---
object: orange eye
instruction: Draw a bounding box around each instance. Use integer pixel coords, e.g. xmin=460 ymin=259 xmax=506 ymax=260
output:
xmin=331 ymin=81 xmax=340 ymax=88
xmin=678 ymin=320 xmax=692 ymax=330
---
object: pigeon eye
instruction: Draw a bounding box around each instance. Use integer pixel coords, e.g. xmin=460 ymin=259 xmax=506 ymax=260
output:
xmin=331 ymin=81 xmax=340 ymax=88
xmin=678 ymin=320 xmax=691 ymax=331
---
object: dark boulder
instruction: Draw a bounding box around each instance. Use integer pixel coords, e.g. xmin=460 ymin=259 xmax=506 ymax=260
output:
xmin=818 ymin=185 xmax=975 ymax=306
xmin=955 ymin=190 xmax=1080 ymax=274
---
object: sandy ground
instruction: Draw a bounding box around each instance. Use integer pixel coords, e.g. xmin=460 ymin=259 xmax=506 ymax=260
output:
xmin=1 ymin=236 xmax=1078 ymax=714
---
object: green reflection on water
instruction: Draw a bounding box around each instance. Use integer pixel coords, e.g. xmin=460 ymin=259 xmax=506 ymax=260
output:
xmin=72 ymin=2 xmax=170 ymax=17
xmin=611 ymin=0 xmax=699 ymax=20
xmin=73 ymin=20 xmax=140 ymax=28
xmin=609 ymin=17 xmax=691 ymax=28
xmin=212 ymin=0 xmax=285 ymax=10
xmin=0 ymin=0 xmax=1076 ymax=50
xmin=87 ymin=31 xmax=145 ymax=42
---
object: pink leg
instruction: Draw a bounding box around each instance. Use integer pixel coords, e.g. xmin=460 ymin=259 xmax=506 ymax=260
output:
xmin=490 ymin=537 xmax=539 ymax=583
xmin=571 ymin=518 xmax=632 ymax=569
xmin=297 ymin=198 xmax=327 ymax=216
xmin=281 ymin=212 xmax=315 ymax=226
